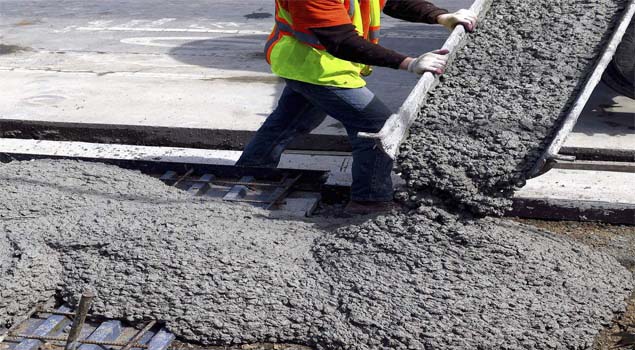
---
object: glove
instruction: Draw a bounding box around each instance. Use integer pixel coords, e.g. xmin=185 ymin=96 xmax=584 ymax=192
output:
xmin=407 ymin=49 xmax=449 ymax=75
xmin=437 ymin=9 xmax=478 ymax=32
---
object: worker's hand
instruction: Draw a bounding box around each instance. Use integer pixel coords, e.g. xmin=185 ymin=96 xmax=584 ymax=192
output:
xmin=402 ymin=49 xmax=449 ymax=75
xmin=437 ymin=9 xmax=478 ymax=32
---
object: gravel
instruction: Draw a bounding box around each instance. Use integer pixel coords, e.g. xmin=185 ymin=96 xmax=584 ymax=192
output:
xmin=0 ymin=227 xmax=61 ymax=329
xmin=0 ymin=159 xmax=632 ymax=349
xmin=397 ymin=0 xmax=628 ymax=215
xmin=517 ymin=219 xmax=635 ymax=272
xmin=312 ymin=213 xmax=632 ymax=349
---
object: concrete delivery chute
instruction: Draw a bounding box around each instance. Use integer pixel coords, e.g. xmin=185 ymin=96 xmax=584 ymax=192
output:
xmin=357 ymin=0 xmax=493 ymax=159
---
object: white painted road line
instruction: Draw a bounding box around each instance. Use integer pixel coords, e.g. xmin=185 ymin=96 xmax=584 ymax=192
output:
xmin=120 ymin=36 xmax=265 ymax=48
xmin=77 ymin=27 xmax=271 ymax=35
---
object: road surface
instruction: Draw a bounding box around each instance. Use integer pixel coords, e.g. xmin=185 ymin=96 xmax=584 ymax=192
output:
xmin=0 ymin=0 xmax=472 ymax=151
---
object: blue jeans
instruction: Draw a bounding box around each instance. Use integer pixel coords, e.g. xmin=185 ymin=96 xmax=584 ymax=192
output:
xmin=236 ymin=78 xmax=394 ymax=202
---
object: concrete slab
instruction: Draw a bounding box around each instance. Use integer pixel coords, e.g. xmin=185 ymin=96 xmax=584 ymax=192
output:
xmin=0 ymin=0 xmax=471 ymax=151
xmin=562 ymin=82 xmax=635 ymax=161
xmin=511 ymin=168 xmax=635 ymax=224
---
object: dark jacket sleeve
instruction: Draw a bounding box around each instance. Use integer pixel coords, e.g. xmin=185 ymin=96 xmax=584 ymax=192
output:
xmin=383 ymin=0 xmax=448 ymax=24
xmin=310 ymin=24 xmax=408 ymax=69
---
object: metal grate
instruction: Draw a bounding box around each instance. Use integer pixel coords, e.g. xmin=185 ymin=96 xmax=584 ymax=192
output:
xmin=159 ymin=170 xmax=320 ymax=217
xmin=0 ymin=293 xmax=174 ymax=350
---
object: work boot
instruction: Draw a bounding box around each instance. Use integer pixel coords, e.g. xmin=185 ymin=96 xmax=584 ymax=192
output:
xmin=344 ymin=200 xmax=397 ymax=215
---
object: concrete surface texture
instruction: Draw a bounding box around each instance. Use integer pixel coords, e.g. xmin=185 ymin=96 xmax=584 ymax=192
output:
xmin=519 ymin=219 xmax=635 ymax=273
xmin=515 ymin=168 xmax=635 ymax=205
xmin=563 ymin=81 xmax=635 ymax=156
xmin=0 ymin=159 xmax=632 ymax=349
xmin=0 ymin=227 xmax=61 ymax=328
xmin=0 ymin=0 xmax=468 ymax=150
xmin=510 ymin=166 xmax=635 ymax=224
xmin=397 ymin=0 xmax=629 ymax=215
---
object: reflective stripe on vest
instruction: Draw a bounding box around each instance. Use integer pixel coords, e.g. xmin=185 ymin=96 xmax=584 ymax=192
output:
xmin=369 ymin=27 xmax=380 ymax=42
xmin=276 ymin=17 xmax=324 ymax=49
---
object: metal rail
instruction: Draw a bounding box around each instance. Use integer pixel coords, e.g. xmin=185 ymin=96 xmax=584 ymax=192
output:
xmin=357 ymin=0 xmax=494 ymax=159
xmin=529 ymin=0 xmax=635 ymax=177
xmin=36 ymin=310 xmax=78 ymax=318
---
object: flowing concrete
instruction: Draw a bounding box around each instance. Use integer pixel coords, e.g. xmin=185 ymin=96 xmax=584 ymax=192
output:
xmin=506 ymin=79 xmax=635 ymax=223
xmin=0 ymin=231 xmax=61 ymax=329
xmin=397 ymin=0 xmax=630 ymax=215
xmin=0 ymin=159 xmax=632 ymax=349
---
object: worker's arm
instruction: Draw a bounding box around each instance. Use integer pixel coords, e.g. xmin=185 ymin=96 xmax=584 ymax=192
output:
xmin=384 ymin=0 xmax=478 ymax=32
xmin=290 ymin=0 xmax=447 ymax=73
xmin=311 ymin=25 xmax=448 ymax=74
xmin=311 ymin=24 xmax=407 ymax=69
xmin=383 ymin=0 xmax=449 ymax=24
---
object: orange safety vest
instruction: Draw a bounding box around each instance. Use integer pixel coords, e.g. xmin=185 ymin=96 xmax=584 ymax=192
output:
xmin=265 ymin=0 xmax=385 ymax=88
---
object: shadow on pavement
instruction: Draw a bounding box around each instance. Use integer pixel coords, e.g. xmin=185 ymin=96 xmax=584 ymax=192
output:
xmin=167 ymin=35 xmax=271 ymax=73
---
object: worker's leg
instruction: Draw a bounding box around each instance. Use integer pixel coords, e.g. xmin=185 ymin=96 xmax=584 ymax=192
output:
xmin=284 ymin=79 xmax=394 ymax=202
xmin=236 ymin=85 xmax=327 ymax=167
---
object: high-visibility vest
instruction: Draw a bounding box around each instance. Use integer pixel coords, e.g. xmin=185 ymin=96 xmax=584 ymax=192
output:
xmin=265 ymin=0 xmax=385 ymax=88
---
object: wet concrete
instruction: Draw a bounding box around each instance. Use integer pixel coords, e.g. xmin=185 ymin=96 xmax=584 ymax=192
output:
xmin=1 ymin=0 xmax=634 ymax=348
xmin=519 ymin=219 xmax=635 ymax=272
xmin=397 ymin=0 xmax=629 ymax=215
xmin=0 ymin=229 xmax=60 ymax=327
xmin=0 ymin=159 xmax=632 ymax=349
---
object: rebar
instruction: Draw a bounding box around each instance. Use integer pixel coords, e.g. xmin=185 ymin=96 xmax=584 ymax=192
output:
xmin=120 ymin=321 xmax=156 ymax=350
xmin=171 ymin=169 xmax=194 ymax=187
xmin=65 ymin=290 xmax=95 ymax=350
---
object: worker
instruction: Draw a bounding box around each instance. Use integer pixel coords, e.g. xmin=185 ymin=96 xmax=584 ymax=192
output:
xmin=236 ymin=0 xmax=478 ymax=214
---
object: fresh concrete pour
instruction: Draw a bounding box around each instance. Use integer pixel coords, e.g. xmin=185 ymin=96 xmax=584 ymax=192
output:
xmin=1 ymin=1 xmax=634 ymax=350
xmin=0 ymin=160 xmax=632 ymax=349
xmin=397 ymin=0 xmax=628 ymax=215
xmin=0 ymin=226 xmax=61 ymax=327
